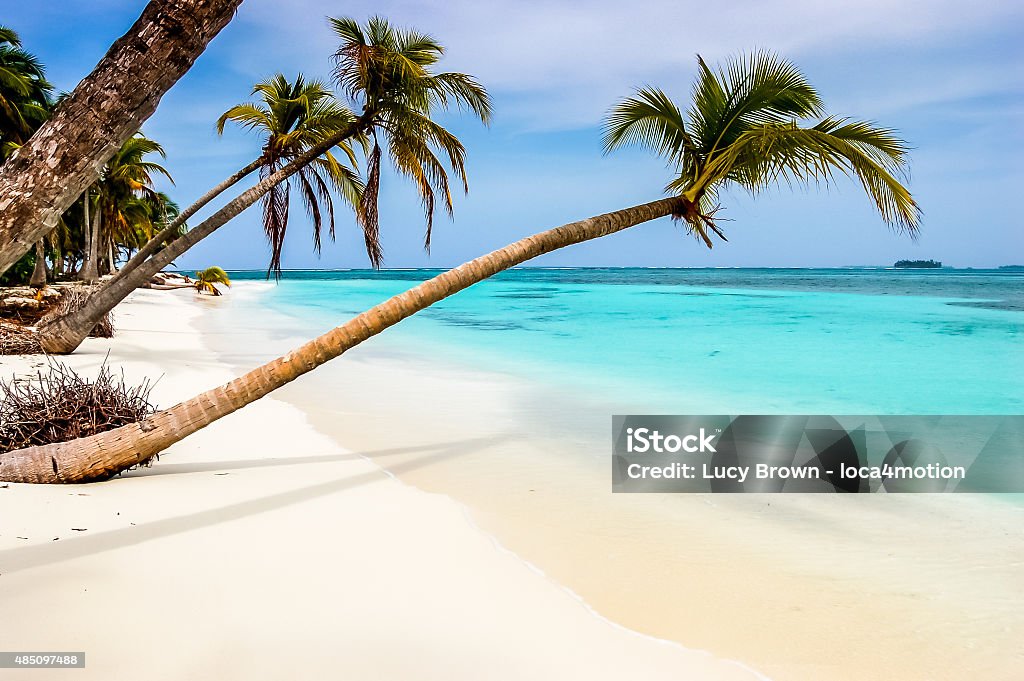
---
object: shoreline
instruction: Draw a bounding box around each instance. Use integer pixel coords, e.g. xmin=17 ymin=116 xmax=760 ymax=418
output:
xmin=204 ymin=281 xmax=1024 ymax=681
xmin=0 ymin=289 xmax=763 ymax=680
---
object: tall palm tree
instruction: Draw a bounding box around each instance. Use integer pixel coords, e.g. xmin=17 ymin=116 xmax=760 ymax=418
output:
xmin=114 ymin=192 xmax=183 ymax=263
xmin=330 ymin=16 xmax=493 ymax=265
xmin=1 ymin=53 xmax=920 ymax=483
xmin=79 ymin=135 xmax=172 ymax=282
xmin=217 ymin=73 xmax=364 ymax=276
xmin=2 ymin=27 xmax=53 ymax=288
xmin=39 ymin=16 xmax=491 ymax=354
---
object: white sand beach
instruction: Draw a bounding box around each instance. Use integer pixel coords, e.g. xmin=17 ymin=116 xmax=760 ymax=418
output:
xmin=0 ymin=289 xmax=765 ymax=680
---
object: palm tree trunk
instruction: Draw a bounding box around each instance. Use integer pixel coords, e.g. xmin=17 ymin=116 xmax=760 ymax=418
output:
xmin=78 ymin=193 xmax=95 ymax=282
xmin=2 ymin=196 xmax=683 ymax=483
xmin=0 ymin=0 xmax=242 ymax=277
xmin=112 ymin=156 xmax=266 ymax=284
xmin=29 ymin=240 xmax=47 ymax=288
xmin=106 ymin=239 xmax=116 ymax=275
xmin=80 ymin=206 xmax=101 ymax=283
xmin=38 ymin=113 xmax=374 ymax=354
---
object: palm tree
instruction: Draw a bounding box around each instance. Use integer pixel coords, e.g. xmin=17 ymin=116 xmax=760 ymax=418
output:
xmin=119 ymin=192 xmax=183 ymax=263
xmin=0 ymin=25 xmax=52 ymax=158
xmin=119 ymin=17 xmax=493 ymax=280
xmin=601 ymin=52 xmax=918 ymax=245
xmin=217 ymin=73 xmax=363 ymax=276
xmin=38 ymin=16 xmax=491 ymax=354
xmin=329 ymin=16 xmax=493 ymax=265
xmin=0 ymin=53 xmax=920 ymax=483
xmin=115 ymin=74 xmax=366 ymax=283
xmin=79 ymin=135 xmax=173 ymax=282
xmin=193 ymin=266 xmax=231 ymax=295
xmin=0 ymin=0 xmax=242 ymax=277
xmin=2 ymin=27 xmax=53 ymax=288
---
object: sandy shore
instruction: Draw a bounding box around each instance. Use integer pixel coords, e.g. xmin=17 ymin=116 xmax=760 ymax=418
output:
xmin=201 ymin=283 xmax=1024 ymax=681
xmin=0 ymin=289 xmax=763 ymax=680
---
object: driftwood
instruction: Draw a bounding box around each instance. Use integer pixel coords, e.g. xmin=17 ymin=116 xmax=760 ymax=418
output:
xmin=0 ymin=286 xmax=62 ymax=324
xmin=0 ymin=361 xmax=157 ymax=460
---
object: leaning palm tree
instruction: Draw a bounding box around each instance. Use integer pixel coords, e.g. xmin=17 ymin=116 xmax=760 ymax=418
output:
xmin=217 ymin=73 xmax=363 ymax=276
xmin=119 ymin=17 xmax=491 ymax=280
xmin=37 ymin=15 xmax=491 ymax=355
xmin=0 ymin=52 xmax=920 ymax=483
xmin=115 ymin=74 xmax=364 ymax=283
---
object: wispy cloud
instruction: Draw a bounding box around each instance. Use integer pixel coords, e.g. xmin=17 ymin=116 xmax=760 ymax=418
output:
xmin=232 ymin=0 xmax=1024 ymax=128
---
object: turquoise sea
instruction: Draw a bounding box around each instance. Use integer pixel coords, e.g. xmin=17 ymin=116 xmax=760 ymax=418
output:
xmin=225 ymin=268 xmax=1023 ymax=415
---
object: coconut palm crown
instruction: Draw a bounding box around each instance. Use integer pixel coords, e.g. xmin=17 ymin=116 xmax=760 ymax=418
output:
xmin=0 ymin=25 xmax=53 ymax=158
xmin=603 ymin=51 xmax=920 ymax=247
xmin=330 ymin=16 xmax=492 ymax=267
xmin=217 ymin=73 xmax=364 ymax=276
xmin=98 ymin=135 xmax=174 ymax=248
xmin=194 ymin=266 xmax=231 ymax=296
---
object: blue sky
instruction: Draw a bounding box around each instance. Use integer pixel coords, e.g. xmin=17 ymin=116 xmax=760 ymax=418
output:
xmin=6 ymin=0 xmax=1023 ymax=269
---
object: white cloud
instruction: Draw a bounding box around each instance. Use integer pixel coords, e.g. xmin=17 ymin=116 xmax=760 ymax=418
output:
xmin=229 ymin=0 xmax=1023 ymax=128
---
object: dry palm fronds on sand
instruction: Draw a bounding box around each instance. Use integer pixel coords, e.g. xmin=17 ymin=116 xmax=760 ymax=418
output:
xmin=0 ymin=361 xmax=157 ymax=460
xmin=0 ymin=322 xmax=43 ymax=355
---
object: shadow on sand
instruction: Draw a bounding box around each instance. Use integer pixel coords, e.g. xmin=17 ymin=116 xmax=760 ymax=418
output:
xmin=0 ymin=435 xmax=512 ymax=575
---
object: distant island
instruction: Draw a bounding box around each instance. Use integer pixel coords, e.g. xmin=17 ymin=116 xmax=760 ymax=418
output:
xmin=895 ymin=259 xmax=942 ymax=269
xmin=998 ymin=265 xmax=1024 ymax=271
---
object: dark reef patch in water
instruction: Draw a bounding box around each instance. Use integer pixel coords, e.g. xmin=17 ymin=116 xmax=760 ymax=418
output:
xmin=946 ymin=300 xmax=1024 ymax=312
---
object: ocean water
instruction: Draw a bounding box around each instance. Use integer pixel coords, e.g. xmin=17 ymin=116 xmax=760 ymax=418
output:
xmin=225 ymin=268 xmax=1023 ymax=415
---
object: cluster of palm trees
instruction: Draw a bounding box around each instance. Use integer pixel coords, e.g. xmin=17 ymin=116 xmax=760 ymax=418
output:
xmin=37 ymin=16 xmax=492 ymax=354
xmin=0 ymin=11 xmax=920 ymax=483
xmin=1 ymin=25 xmax=180 ymax=287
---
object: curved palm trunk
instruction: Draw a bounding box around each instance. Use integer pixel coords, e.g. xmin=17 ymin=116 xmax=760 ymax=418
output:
xmin=112 ymin=156 xmax=265 ymax=283
xmin=29 ymin=240 xmax=47 ymax=287
xmin=3 ymin=196 xmax=683 ymax=483
xmin=38 ymin=115 xmax=373 ymax=354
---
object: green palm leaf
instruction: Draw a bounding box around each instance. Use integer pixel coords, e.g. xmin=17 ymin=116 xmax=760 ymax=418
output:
xmin=604 ymin=51 xmax=920 ymax=246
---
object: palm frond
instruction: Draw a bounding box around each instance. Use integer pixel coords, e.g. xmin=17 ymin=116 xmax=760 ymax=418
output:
xmin=605 ymin=51 xmax=919 ymax=246
xmin=356 ymin=141 xmax=384 ymax=268
xmin=217 ymin=103 xmax=273 ymax=135
xmin=0 ymin=26 xmax=22 ymax=47
xmin=295 ymin=166 xmax=332 ymax=253
xmin=424 ymin=72 xmax=493 ymax=123
xmin=260 ymin=166 xmax=291 ymax=278
xmin=602 ymin=87 xmax=695 ymax=164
